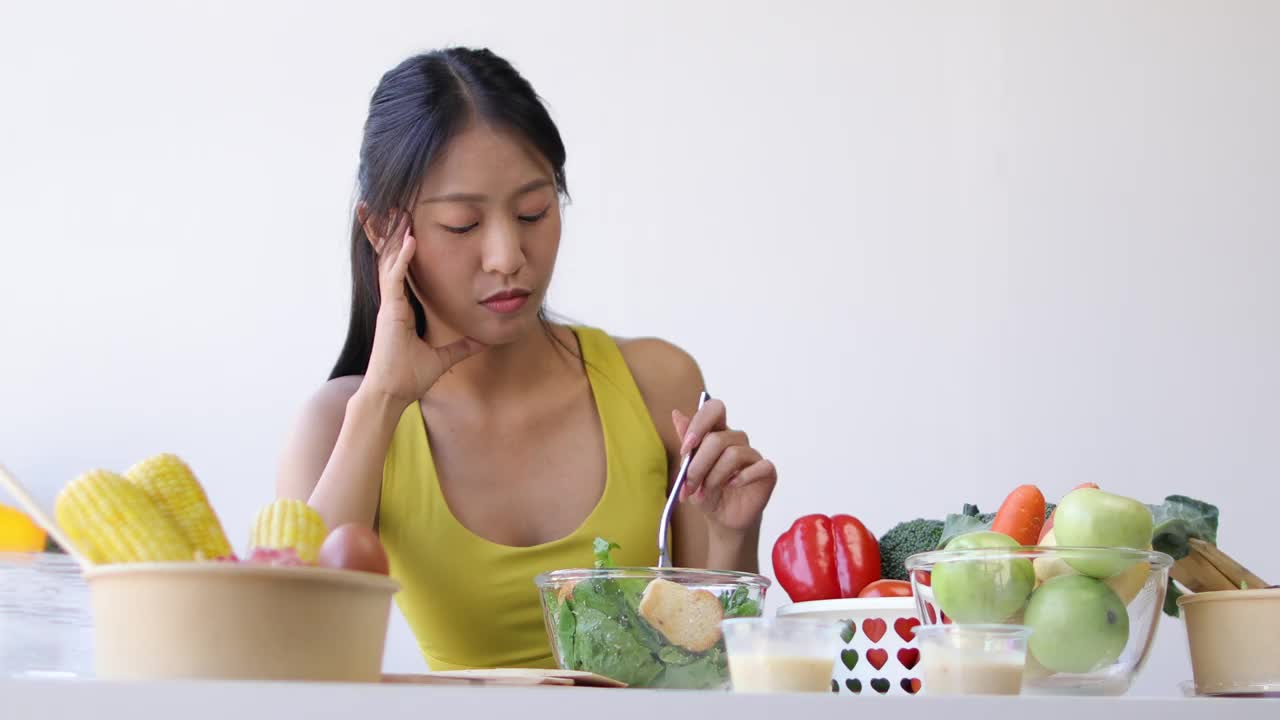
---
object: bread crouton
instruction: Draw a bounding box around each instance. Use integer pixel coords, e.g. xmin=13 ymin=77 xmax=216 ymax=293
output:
xmin=557 ymin=580 xmax=578 ymax=603
xmin=637 ymin=578 xmax=724 ymax=653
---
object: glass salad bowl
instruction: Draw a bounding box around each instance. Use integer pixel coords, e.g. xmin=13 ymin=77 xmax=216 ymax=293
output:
xmin=905 ymin=546 xmax=1174 ymax=696
xmin=535 ymin=566 xmax=770 ymax=689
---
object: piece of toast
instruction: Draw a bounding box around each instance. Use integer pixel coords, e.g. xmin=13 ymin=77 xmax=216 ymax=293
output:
xmin=637 ymin=578 xmax=725 ymax=653
xmin=557 ymin=580 xmax=578 ymax=603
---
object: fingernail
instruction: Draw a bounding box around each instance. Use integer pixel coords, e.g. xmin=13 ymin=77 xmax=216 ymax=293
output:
xmin=680 ymin=432 xmax=696 ymax=455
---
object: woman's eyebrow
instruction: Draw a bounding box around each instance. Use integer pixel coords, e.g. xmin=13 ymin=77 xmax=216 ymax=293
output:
xmin=419 ymin=178 xmax=553 ymax=205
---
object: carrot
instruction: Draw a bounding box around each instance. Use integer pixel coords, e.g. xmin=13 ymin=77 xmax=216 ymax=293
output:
xmin=1038 ymin=482 xmax=1100 ymax=542
xmin=991 ymin=485 xmax=1046 ymax=546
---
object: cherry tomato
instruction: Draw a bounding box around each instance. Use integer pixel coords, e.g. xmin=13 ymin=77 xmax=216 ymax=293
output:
xmin=857 ymin=579 xmax=913 ymax=598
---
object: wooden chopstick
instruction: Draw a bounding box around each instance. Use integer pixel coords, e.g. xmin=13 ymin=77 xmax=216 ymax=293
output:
xmin=1187 ymin=538 xmax=1270 ymax=589
xmin=1171 ymin=539 xmax=1270 ymax=593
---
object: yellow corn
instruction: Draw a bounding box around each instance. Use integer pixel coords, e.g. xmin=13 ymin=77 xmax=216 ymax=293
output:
xmin=54 ymin=469 xmax=194 ymax=564
xmin=125 ymin=453 xmax=234 ymax=561
xmin=250 ymin=498 xmax=327 ymax=563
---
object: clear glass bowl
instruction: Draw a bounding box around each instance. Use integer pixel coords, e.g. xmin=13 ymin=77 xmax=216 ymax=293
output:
xmin=534 ymin=567 xmax=769 ymax=689
xmin=0 ymin=552 xmax=94 ymax=678
xmin=905 ymin=546 xmax=1173 ymax=696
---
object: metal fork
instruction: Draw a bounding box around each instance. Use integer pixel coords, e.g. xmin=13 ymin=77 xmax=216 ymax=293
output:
xmin=657 ymin=390 xmax=711 ymax=568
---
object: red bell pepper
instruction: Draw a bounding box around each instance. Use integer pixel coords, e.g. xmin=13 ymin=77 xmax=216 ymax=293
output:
xmin=771 ymin=514 xmax=881 ymax=603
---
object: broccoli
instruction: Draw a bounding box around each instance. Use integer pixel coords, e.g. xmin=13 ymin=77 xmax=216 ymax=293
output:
xmin=879 ymin=519 xmax=944 ymax=581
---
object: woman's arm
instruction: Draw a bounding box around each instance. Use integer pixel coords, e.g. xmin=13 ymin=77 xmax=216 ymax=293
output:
xmin=621 ymin=338 xmax=774 ymax=573
xmin=278 ymin=220 xmax=483 ymax=530
xmin=276 ymin=377 xmax=408 ymax=529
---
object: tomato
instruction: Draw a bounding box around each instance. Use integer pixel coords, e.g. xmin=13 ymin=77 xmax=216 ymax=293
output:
xmin=857 ymin=579 xmax=913 ymax=598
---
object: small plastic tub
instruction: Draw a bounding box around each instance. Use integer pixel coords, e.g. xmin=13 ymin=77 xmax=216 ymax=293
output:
xmin=0 ymin=552 xmax=94 ymax=678
xmin=1179 ymin=587 xmax=1280 ymax=697
xmin=915 ymin=624 xmax=1031 ymax=696
xmin=722 ymin=618 xmax=842 ymax=693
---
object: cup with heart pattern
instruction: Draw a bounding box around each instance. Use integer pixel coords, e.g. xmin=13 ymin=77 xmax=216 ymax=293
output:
xmin=777 ymin=597 xmax=937 ymax=697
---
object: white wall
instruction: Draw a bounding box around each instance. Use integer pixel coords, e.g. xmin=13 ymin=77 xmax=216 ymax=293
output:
xmin=2 ymin=0 xmax=1277 ymax=695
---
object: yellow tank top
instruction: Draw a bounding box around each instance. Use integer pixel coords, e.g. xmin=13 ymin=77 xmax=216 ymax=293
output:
xmin=377 ymin=326 xmax=669 ymax=670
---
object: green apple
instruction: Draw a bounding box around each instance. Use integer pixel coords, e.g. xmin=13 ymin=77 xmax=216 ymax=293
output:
xmin=932 ymin=531 xmax=1035 ymax=623
xmin=1053 ymin=488 xmax=1153 ymax=578
xmin=1024 ymin=574 xmax=1129 ymax=674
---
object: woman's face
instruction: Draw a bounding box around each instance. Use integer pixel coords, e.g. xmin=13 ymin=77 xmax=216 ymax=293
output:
xmin=406 ymin=122 xmax=562 ymax=346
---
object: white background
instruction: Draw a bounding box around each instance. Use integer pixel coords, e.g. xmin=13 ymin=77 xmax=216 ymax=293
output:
xmin=2 ymin=0 xmax=1277 ymax=695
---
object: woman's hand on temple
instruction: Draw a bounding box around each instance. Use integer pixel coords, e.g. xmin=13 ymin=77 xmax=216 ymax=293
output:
xmin=361 ymin=217 xmax=486 ymax=406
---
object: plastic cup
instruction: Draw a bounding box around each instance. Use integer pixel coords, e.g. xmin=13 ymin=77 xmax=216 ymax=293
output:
xmin=915 ymin=624 xmax=1031 ymax=696
xmin=721 ymin=618 xmax=841 ymax=693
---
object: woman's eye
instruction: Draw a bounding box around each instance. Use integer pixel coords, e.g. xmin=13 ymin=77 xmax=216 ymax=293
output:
xmin=441 ymin=222 xmax=478 ymax=234
xmin=518 ymin=206 xmax=550 ymax=224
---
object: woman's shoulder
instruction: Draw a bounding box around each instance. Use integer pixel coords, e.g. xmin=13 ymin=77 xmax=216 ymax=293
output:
xmin=613 ymin=335 xmax=699 ymax=382
xmin=275 ymin=375 xmax=367 ymax=499
xmin=289 ymin=375 xmax=367 ymax=442
xmin=609 ymin=333 xmax=705 ymax=439
xmin=307 ymin=375 xmax=365 ymax=414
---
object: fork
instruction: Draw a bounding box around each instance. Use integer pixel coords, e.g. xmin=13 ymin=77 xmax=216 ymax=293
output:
xmin=657 ymin=390 xmax=711 ymax=568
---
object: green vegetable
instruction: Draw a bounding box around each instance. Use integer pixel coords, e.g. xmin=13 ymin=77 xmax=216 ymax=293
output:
xmin=878 ymin=519 xmax=944 ymax=581
xmin=658 ymin=644 xmax=697 ymax=665
xmin=593 ymin=537 xmax=621 ymax=568
xmin=1149 ymin=495 xmax=1219 ymax=560
xmin=554 ymin=599 xmax=577 ymax=669
xmin=1148 ymin=495 xmax=1219 ymax=618
xmin=719 ymin=584 xmax=761 ymax=618
xmin=573 ymin=607 xmax=664 ymax=687
xmin=549 ymin=538 xmax=754 ymax=688
xmin=1163 ymin=580 xmax=1184 ymax=616
xmin=939 ymin=504 xmax=996 ymax=548
xmin=655 ymin=647 xmax=730 ymax=689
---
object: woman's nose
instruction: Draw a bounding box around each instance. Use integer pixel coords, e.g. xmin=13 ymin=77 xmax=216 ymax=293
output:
xmin=480 ymin=220 xmax=526 ymax=276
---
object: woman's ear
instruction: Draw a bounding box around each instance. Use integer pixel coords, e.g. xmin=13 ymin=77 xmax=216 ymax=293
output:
xmin=357 ymin=203 xmax=404 ymax=255
xmin=356 ymin=202 xmax=380 ymax=254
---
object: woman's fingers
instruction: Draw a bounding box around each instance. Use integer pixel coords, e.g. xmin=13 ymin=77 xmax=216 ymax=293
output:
xmin=682 ymin=429 xmax=748 ymax=497
xmin=693 ymin=444 xmax=761 ymax=508
xmin=728 ymin=458 xmax=777 ymax=490
xmin=679 ymin=398 xmax=726 ymax=456
xmin=433 ymin=336 xmax=486 ymax=371
xmin=380 ymin=225 xmax=415 ymax=306
xmin=671 ymin=409 xmax=692 ymax=442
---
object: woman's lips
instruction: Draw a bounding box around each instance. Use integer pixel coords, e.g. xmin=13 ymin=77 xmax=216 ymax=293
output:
xmin=480 ymin=290 xmax=531 ymax=314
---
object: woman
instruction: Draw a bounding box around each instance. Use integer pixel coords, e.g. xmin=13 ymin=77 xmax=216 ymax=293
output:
xmin=278 ymin=47 xmax=777 ymax=671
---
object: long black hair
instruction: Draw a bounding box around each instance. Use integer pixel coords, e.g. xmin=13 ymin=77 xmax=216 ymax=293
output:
xmin=329 ymin=48 xmax=569 ymax=380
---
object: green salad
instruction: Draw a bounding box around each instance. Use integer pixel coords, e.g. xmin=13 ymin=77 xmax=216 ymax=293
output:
xmin=543 ymin=538 xmax=762 ymax=689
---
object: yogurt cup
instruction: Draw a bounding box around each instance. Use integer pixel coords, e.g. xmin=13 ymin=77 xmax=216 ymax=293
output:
xmin=915 ymin=624 xmax=1031 ymax=696
xmin=722 ymin=618 xmax=842 ymax=693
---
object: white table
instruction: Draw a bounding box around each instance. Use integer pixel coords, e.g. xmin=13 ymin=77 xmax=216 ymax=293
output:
xmin=5 ymin=679 xmax=1278 ymax=719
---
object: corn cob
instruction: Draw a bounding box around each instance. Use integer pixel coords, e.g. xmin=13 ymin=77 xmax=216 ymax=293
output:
xmin=250 ymin=498 xmax=327 ymax=563
xmin=125 ymin=453 xmax=233 ymax=561
xmin=54 ymin=469 xmax=194 ymax=564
